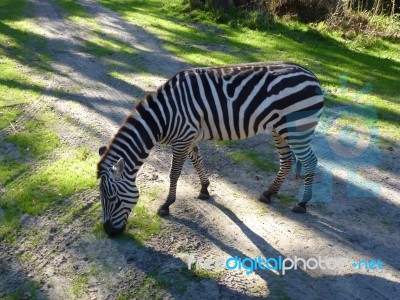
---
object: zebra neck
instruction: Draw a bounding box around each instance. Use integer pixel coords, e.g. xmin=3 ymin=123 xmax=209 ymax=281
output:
xmin=100 ymin=111 xmax=158 ymax=176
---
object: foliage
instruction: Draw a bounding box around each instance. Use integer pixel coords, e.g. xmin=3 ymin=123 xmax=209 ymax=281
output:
xmin=188 ymin=0 xmax=400 ymax=37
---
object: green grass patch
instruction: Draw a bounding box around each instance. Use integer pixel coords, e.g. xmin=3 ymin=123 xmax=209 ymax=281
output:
xmin=0 ymin=0 xmax=27 ymax=22
xmin=0 ymin=147 xmax=98 ymax=243
xmin=72 ymin=273 xmax=90 ymax=299
xmin=276 ymin=193 xmax=294 ymax=207
xmin=183 ymin=265 xmax=222 ymax=280
xmin=0 ymin=56 xmax=44 ymax=108
xmin=227 ymin=149 xmax=278 ymax=172
xmin=0 ymin=0 xmax=50 ymax=129
xmin=1 ymin=147 xmax=98 ymax=215
xmin=53 ymin=0 xmax=100 ymax=30
xmin=0 ymin=158 xmax=28 ymax=186
xmin=6 ymin=111 xmax=60 ymax=158
xmin=216 ymin=140 xmax=236 ymax=147
xmin=86 ymin=34 xmax=139 ymax=57
xmin=53 ymin=0 xmax=88 ymax=18
xmin=116 ymin=187 xmax=162 ymax=244
xmin=0 ymin=106 xmax=22 ymax=130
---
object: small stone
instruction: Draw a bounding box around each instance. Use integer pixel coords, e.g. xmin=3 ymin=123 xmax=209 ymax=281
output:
xmin=255 ymin=175 xmax=263 ymax=181
xmin=22 ymin=292 xmax=31 ymax=299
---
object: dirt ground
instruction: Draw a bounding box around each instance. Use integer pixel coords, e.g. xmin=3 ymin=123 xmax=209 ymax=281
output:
xmin=0 ymin=0 xmax=399 ymax=299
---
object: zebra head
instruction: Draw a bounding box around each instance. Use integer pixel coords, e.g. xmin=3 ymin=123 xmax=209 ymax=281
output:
xmin=98 ymin=146 xmax=138 ymax=237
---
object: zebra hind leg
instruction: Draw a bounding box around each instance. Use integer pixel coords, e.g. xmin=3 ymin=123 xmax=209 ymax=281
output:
xmin=290 ymin=145 xmax=318 ymax=214
xmin=188 ymin=144 xmax=210 ymax=200
xmin=259 ymin=128 xmax=292 ymax=204
xmin=157 ymin=145 xmax=189 ymax=217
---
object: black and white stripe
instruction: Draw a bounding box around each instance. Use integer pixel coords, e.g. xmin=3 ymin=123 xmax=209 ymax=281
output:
xmin=98 ymin=62 xmax=324 ymax=235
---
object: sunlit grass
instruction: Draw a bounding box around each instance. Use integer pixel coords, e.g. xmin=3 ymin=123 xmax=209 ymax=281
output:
xmin=1 ymin=147 xmax=98 ymax=215
xmin=227 ymin=149 xmax=278 ymax=173
xmin=0 ymin=0 xmax=50 ymax=130
xmin=86 ymin=34 xmax=139 ymax=57
xmin=6 ymin=112 xmax=60 ymax=158
xmin=0 ymin=146 xmax=99 ymax=244
xmin=0 ymin=56 xmax=43 ymax=108
xmin=0 ymin=107 xmax=22 ymax=130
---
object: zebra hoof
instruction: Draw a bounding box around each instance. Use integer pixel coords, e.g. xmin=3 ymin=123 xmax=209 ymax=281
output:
xmin=258 ymin=191 xmax=272 ymax=203
xmin=157 ymin=206 xmax=170 ymax=217
xmin=197 ymin=192 xmax=210 ymax=200
xmin=292 ymin=202 xmax=307 ymax=213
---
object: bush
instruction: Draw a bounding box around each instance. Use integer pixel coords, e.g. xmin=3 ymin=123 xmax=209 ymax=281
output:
xmin=187 ymin=0 xmax=400 ymax=37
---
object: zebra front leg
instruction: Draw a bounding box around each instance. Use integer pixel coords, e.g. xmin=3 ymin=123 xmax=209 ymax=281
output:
xmin=188 ymin=144 xmax=210 ymax=200
xmin=259 ymin=128 xmax=292 ymax=204
xmin=157 ymin=146 xmax=189 ymax=217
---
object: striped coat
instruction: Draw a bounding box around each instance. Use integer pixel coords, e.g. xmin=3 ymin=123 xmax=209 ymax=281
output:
xmin=98 ymin=62 xmax=323 ymax=236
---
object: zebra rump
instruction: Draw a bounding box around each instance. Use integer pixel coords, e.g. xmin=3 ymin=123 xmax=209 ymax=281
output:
xmin=98 ymin=62 xmax=324 ymax=236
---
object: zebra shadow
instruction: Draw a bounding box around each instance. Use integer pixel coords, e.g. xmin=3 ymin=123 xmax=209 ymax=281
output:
xmin=166 ymin=194 xmax=400 ymax=299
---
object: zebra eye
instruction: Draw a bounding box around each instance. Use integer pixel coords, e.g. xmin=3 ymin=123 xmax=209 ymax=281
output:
xmin=108 ymin=194 xmax=117 ymax=202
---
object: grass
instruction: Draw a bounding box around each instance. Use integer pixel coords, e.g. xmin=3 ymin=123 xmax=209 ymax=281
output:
xmin=6 ymin=111 xmax=60 ymax=158
xmin=86 ymin=32 xmax=139 ymax=57
xmin=99 ymin=0 xmax=400 ymax=143
xmin=2 ymin=281 xmax=41 ymax=300
xmin=53 ymin=0 xmax=89 ymax=19
xmin=72 ymin=273 xmax=90 ymax=299
xmin=0 ymin=107 xmax=22 ymax=130
xmin=183 ymin=265 xmax=223 ymax=280
xmin=0 ymin=145 xmax=99 ymax=243
xmin=277 ymin=193 xmax=295 ymax=208
xmin=0 ymin=0 xmax=102 ymax=251
xmin=227 ymin=149 xmax=279 ymax=172
xmin=2 ymin=147 xmax=98 ymax=214
xmin=0 ymin=0 xmax=50 ymax=129
xmin=117 ymin=275 xmax=166 ymax=300
xmin=123 ymin=187 xmax=162 ymax=244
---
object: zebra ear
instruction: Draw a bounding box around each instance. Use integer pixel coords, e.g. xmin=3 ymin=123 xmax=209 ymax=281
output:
xmin=112 ymin=158 xmax=125 ymax=180
xmin=99 ymin=146 xmax=107 ymax=156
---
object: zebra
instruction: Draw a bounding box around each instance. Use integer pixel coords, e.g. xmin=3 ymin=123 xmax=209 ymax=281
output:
xmin=98 ymin=62 xmax=324 ymax=236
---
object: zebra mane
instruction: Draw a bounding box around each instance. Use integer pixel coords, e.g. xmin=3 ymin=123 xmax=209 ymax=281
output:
xmin=97 ymin=92 xmax=157 ymax=178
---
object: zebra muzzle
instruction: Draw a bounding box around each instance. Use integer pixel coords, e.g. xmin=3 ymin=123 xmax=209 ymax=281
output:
xmin=104 ymin=219 xmax=126 ymax=237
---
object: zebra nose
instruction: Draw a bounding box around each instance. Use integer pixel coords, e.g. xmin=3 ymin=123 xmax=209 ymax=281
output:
xmin=104 ymin=220 xmax=125 ymax=237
